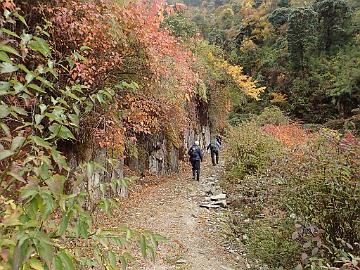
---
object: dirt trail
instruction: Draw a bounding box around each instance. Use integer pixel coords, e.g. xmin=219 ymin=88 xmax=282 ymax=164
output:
xmin=111 ymin=158 xmax=244 ymax=270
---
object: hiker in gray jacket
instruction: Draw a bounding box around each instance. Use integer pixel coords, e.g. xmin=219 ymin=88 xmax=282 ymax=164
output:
xmin=207 ymin=139 xmax=220 ymax=166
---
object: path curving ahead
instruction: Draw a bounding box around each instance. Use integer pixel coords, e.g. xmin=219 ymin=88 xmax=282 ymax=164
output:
xmin=110 ymin=158 xmax=242 ymax=270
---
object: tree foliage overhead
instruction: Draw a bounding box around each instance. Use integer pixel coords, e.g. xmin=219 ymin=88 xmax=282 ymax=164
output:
xmin=183 ymin=0 xmax=360 ymax=124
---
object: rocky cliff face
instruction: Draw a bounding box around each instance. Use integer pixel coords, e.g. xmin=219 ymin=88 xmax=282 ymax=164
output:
xmin=63 ymin=107 xmax=211 ymax=200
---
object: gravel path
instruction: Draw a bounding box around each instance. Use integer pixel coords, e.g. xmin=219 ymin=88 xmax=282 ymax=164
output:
xmin=112 ymin=158 xmax=243 ymax=270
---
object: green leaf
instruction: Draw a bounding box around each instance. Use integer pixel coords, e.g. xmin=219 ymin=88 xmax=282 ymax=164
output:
xmin=39 ymin=104 xmax=47 ymax=114
xmin=73 ymin=51 xmax=86 ymax=61
xmin=80 ymin=45 xmax=91 ymax=51
xmin=39 ymin=163 xmax=50 ymax=180
xmin=7 ymin=171 xmax=26 ymax=183
xmin=0 ymin=51 xmax=11 ymax=63
xmin=0 ymin=122 xmax=11 ymax=137
xmin=14 ymin=12 xmax=28 ymax=26
xmin=28 ymin=37 xmax=51 ymax=57
xmin=0 ymin=81 xmax=10 ymax=93
xmin=30 ymin=136 xmax=51 ymax=149
xmin=11 ymin=136 xmax=26 ymax=151
xmin=48 ymin=123 xmax=75 ymax=140
xmin=73 ymin=104 xmax=80 ymax=116
xmin=21 ymin=187 xmax=39 ymax=200
xmin=51 ymin=148 xmax=69 ymax=171
xmin=34 ymin=232 xmax=54 ymax=268
xmin=75 ymin=218 xmax=89 ymax=238
xmin=1 ymin=28 xmax=20 ymax=38
xmin=0 ymin=150 xmax=14 ymax=161
xmin=45 ymin=174 xmax=65 ymax=196
xmin=66 ymin=57 xmax=75 ymax=70
xmin=41 ymin=192 xmax=55 ymax=219
xmin=0 ymin=62 xmax=18 ymax=73
xmin=29 ymin=258 xmax=45 ymax=270
xmin=13 ymin=238 xmax=31 ymax=270
xmin=11 ymin=106 xmax=28 ymax=116
xmin=21 ymin=32 xmax=33 ymax=44
xmin=0 ymin=44 xmax=20 ymax=56
xmin=28 ymin=83 xmax=46 ymax=94
xmin=36 ymin=76 xmax=53 ymax=89
xmin=14 ymin=81 xmax=25 ymax=94
xmin=35 ymin=114 xmax=44 ymax=125
xmin=25 ymin=72 xmax=35 ymax=84
xmin=108 ymin=251 xmax=116 ymax=269
xmin=139 ymin=235 xmax=147 ymax=258
xmin=0 ymin=104 xmax=10 ymax=118
xmin=54 ymin=256 xmax=63 ymax=270
xmin=68 ymin=114 xmax=79 ymax=128
xmin=58 ymin=213 xmax=70 ymax=236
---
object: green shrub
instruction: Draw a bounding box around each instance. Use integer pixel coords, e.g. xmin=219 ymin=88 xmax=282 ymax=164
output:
xmin=225 ymin=122 xmax=284 ymax=183
xmin=254 ymin=106 xmax=290 ymax=126
xmin=247 ymin=219 xmax=302 ymax=269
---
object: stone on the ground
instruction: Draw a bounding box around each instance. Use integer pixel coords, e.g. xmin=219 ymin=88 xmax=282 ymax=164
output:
xmin=200 ymin=203 xmax=221 ymax=209
xmin=210 ymin=193 xmax=226 ymax=201
xmin=204 ymin=185 xmax=213 ymax=195
xmin=213 ymin=199 xmax=227 ymax=207
xmin=176 ymin=259 xmax=187 ymax=264
xmin=220 ymin=266 xmax=235 ymax=270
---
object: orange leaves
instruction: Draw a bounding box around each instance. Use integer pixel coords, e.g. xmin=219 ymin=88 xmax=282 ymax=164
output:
xmin=1 ymin=0 xmax=15 ymax=10
xmin=93 ymin=113 xmax=125 ymax=153
xmin=121 ymin=94 xmax=163 ymax=135
xmin=262 ymin=124 xmax=310 ymax=147
xmin=47 ymin=0 xmax=123 ymax=89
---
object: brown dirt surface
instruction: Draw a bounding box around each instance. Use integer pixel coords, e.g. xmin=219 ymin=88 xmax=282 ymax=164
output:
xmin=96 ymin=157 xmax=244 ymax=270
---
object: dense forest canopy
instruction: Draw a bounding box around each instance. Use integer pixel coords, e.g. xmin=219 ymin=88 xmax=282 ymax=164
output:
xmin=169 ymin=0 xmax=360 ymax=126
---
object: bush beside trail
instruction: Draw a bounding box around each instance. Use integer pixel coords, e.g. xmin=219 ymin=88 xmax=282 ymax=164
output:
xmin=223 ymin=107 xmax=360 ymax=270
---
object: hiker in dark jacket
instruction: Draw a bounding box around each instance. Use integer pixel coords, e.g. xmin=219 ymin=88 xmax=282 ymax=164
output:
xmin=188 ymin=140 xmax=203 ymax=181
xmin=207 ymin=138 xmax=220 ymax=166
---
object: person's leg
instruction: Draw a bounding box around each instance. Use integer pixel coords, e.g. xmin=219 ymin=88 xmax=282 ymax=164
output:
xmin=211 ymin=151 xmax=216 ymax=166
xmin=195 ymin=160 xmax=201 ymax=181
xmin=216 ymin=151 xmax=219 ymax=164
xmin=191 ymin=160 xmax=196 ymax=179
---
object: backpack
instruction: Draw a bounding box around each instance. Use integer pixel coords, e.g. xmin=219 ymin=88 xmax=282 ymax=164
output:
xmin=210 ymin=140 xmax=219 ymax=151
xmin=189 ymin=146 xmax=197 ymax=158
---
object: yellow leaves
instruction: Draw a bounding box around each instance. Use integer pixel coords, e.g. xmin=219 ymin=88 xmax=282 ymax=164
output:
xmin=207 ymin=51 xmax=265 ymax=100
xmin=270 ymin=92 xmax=287 ymax=104
xmin=240 ymin=38 xmax=257 ymax=52
xmin=0 ymin=197 xmax=22 ymax=227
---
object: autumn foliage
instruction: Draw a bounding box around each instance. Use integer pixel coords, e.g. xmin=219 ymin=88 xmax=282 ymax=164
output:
xmin=262 ymin=123 xmax=310 ymax=147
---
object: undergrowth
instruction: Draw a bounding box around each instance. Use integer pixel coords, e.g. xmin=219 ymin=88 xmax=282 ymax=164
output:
xmin=223 ymin=106 xmax=360 ymax=270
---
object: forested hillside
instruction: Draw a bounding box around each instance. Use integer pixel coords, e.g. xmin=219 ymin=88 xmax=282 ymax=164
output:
xmin=178 ymin=0 xmax=360 ymax=125
xmin=0 ymin=0 xmax=359 ymax=269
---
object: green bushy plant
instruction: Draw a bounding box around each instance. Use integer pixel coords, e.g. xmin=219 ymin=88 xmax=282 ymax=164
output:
xmin=225 ymin=121 xmax=284 ymax=183
xmin=254 ymin=106 xmax=290 ymax=126
xmin=247 ymin=219 xmax=302 ymax=269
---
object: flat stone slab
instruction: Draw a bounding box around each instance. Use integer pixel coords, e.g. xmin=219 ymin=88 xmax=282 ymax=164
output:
xmin=176 ymin=259 xmax=187 ymax=264
xmin=210 ymin=193 xmax=226 ymax=201
xmin=213 ymin=199 xmax=227 ymax=207
xmin=199 ymin=203 xmax=221 ymax=209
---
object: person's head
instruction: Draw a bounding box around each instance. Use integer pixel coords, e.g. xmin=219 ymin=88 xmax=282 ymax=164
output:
xmin=194 ymin=140 xmax=199 ymax=146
